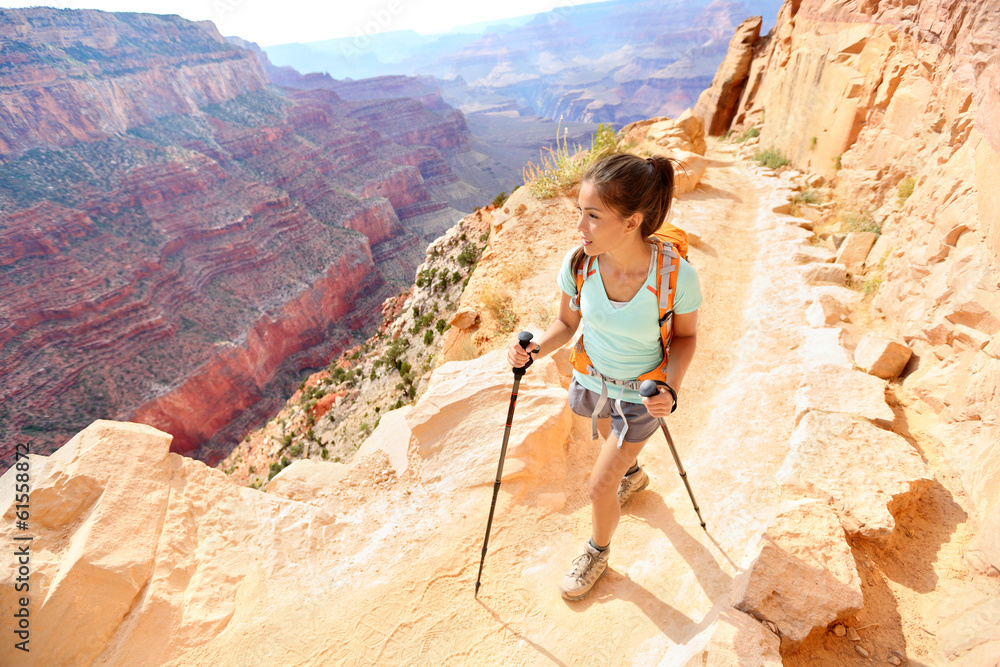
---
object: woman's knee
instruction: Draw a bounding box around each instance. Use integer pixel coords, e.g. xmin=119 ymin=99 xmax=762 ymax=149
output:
xmin=588 ymin=467 xmax=620 ymax=502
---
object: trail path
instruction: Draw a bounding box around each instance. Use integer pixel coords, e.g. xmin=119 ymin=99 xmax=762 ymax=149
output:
xmin=167 ymin=143 xmax=978 ymax=666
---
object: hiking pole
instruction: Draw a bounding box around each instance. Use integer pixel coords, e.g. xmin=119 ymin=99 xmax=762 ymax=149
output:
xmin=639 ymin=379 xmax=706 ymax=529
xmin=475 ymin=331 xmax=535 ymax=598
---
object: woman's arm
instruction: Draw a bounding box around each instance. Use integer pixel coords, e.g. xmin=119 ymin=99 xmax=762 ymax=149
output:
xmin=643 ymin=309 xmax=698 ymax=417
xmin=665 ymin=309 xmax=697 ymax=393
xmin=507 ymin=291 xmax=581 ymax=367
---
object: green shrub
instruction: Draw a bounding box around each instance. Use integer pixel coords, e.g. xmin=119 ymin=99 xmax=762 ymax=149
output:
xmin=734 ymin=127 xmax=760 ymax=143
xmin=436 ymin=318 xmax=448 ymax=334
xmin=809 ymin=136 xmax=817 ymax=150
xmin=493 ymin=191 xmax=508 ymax=208
xmin=897 ymin=177 xmax=915 ymax=206
xmin=457 ymin=244 xmax=479 ymax=267
xmin=423 ymin=329 xmax=434 ymax=345
xmin=752 ymin=148 xmax=790 ymax=169
xmin=288 ymin=442 xmax=303 ymax=457
xmin=843 ymin=211 xmax=882 ymax=235
xmin=791 ymin=189 xmax=820 ymax=205
xmin=832 ymin=154 xmax=842 ymax=170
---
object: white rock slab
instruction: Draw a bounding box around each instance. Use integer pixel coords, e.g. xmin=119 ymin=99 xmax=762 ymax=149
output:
xmin=801 ymin=263 xmax=847 ymax=285
xmin=407 ymin=351 xmax=571 ymax=488
xmin=730 ymin=500 xmax=863 ymax=646
xmin=800 ymin=326 xmax=852 ymax=368
xmin=356 ymin=405 xmax=413 ymax=475
xmin=777 ymin=411 xmax=933 ymax=544
xmin=670 ymin=608 xmax=782 ymax=667
xmin=794 ymin=363 xmax=894 ymax=427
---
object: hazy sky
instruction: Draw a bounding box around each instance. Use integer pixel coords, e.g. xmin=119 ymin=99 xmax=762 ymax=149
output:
xmin=0 ymin=0 xmax=606 ymax=46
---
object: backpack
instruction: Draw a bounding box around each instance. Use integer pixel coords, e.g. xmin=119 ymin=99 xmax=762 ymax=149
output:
xmin=568 ymin=223 xmax=688 ymax=390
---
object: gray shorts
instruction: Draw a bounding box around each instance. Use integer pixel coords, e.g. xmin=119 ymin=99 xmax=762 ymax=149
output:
xmin=568 ymin=379 xmax=660 ymax=444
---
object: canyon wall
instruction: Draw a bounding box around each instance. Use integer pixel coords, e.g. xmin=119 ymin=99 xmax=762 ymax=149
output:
xmin=700 ymin=0 xmax=1000 ymax=574
xmin=0 ymin=8 xmax=478 ymax=464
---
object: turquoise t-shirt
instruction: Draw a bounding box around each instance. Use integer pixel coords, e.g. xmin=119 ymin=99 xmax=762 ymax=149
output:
xmin=556 ymin=245 xmax=702 ymax=404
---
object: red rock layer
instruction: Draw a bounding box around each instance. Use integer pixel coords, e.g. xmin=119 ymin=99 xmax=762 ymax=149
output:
xmin=0 ymin=8 xmax=268 ymax=158
xmin=0 ymin=8 xmax=476 ymax=464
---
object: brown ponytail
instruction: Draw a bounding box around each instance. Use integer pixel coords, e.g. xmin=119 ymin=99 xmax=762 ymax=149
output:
xmin=571 ymin=153 xmax=677 ymax=274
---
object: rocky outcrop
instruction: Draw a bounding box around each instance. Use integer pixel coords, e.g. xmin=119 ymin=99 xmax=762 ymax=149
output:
xmin=693 ymin=15 xmax=763 ymax=135
xmin=0 ymin=420 xmax=337 ymax=667
xmin=712 ymin=0 xmax=1000 ymax=574
xmin=0 ymin=8 xmax=487 ymax=463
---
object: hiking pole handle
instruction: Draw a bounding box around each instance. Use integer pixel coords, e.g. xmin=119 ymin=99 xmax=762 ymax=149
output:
xmin=513 ymin=331 xmax=535 ymax=377
xmin=639 ymin=380 xmax=706 ymax=529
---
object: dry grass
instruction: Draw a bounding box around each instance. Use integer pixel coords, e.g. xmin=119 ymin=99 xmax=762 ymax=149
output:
xmin=481 ymin=289 xmax=519 ymax=334
xmin=441 ymin=331 xmax=480 ymax=363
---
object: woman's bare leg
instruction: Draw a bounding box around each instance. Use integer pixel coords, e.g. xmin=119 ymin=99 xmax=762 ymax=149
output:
xmin=589 ymin=433 xmax=650 ymax=547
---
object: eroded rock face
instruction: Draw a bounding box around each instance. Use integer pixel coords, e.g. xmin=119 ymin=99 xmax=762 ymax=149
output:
xmin=0 ymin=8 xmax=479 ymax=463
xmin=718 ymin=0 xmax=1000 ymax=572
xmin=730 ymin=500 xmax=863 ymax=647
xmin=0 ymin=420 xmax=337 ymax=667
xmin=777 ymin=411 xmax=933 ymax=543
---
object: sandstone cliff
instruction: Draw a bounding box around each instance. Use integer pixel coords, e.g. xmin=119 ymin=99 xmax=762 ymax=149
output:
xmin=0 ymin=8 xmax=480 ymax=464
xmin=696 ymin=0 xmax=1000 ymax=578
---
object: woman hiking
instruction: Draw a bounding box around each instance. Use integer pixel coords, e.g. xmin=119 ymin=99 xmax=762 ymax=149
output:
xmin=507 ymin=152 xmax=701 ymax=601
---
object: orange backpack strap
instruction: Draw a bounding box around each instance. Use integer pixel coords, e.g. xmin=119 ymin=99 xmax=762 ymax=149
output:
xmin=569 ymin=253 xmax=594 ymax=312
xmin=636 ymin=239 xmax=681 ymax=387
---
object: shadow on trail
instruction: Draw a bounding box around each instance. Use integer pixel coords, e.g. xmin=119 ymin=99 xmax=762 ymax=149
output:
xmin=631 ymin=492 xmax=735 ymax=603
xmin=477 ymin=600 xmax=569 ymax=667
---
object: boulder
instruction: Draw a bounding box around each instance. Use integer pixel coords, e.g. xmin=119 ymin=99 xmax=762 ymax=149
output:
xmin=801 ymin=263 xmax=847 ymax=285
xmin=449 ymin=307 xmax=479 ymax=330
xmin=669 ymin=150 xmax=708 ymax=194
xmin=777 ymin=411 xmax=933 ymax=544
xmin=730 ymin=500 xmax=863 ymax=647
xmin=267 ymin=457 xmax=351 ymax=503
xmin=835 ymin=232 xmax=878 ymax=273
xmin=854 ymin=332 xmax=913 ymax=379
xmin=805 ymin=294 xmax=846 ymax=326
xmin=794 ymin=364 xmax=894 ymax=427
xmin=800 ymin=326 xmax=852 ymax=368
xmin=864 ymin=234 xmax=891 ymax=270
xmin=672 ymin=608 xmax=782 ymax=666
xmin=406 ymin=351 xmax=571 ymax=489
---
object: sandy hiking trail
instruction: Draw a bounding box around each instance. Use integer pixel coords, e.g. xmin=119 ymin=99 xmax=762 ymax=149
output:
xmin=166 ymin=142 xmax=982 ymax=666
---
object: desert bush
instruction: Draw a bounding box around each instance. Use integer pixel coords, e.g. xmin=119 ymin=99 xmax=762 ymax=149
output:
xmin=897 ymin=177 xmax=915 ymax=206
xmin=522 ymin=121 xmax=619 ymax=198
xmin=752 ymin=148 xmax=790 ymax=169
xmin=734 ymin=127 xmax=760 ymax=143
xmin=843 ymin=210 xmax=882 ymax=235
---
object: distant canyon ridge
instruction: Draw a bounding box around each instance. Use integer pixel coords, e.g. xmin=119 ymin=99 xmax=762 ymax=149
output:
xmin=264 ymin=0 xmax=784 ymax=124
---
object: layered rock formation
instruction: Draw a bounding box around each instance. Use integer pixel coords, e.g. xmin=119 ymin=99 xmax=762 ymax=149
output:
xmin=0 ymin=8 xmax=480 ymax=464
xmin=698 ymin=0 xmax=1000 ymax=576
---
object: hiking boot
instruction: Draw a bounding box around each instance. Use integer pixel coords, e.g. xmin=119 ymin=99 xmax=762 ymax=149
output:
xmin=558 ymin=542 xmax=610 ymax=601
xmin=617 ymin=465 xmax=649 ymax=507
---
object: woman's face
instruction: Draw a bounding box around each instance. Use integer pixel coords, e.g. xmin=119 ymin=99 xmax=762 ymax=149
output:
xmin=576 ymin=180 xmax=633 ymax=256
